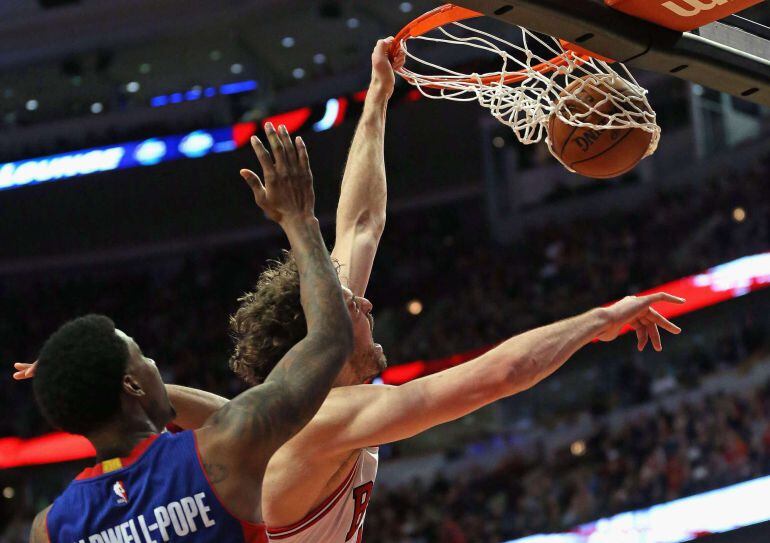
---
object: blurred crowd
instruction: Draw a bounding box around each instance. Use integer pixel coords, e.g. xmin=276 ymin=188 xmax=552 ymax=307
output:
xmin=380 ymin=157 xmax=768 ymax=363
xmin=0 ymin=147 xmax=768 ymax=543
xmin=1 ymin=151 xmax=768 ymax=438
xmin=366 ymin=379 xmax=770 ymax=542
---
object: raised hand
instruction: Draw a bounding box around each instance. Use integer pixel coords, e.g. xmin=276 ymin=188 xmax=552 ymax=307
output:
xmin=12 ymin=361 xmax=36 ymax=380
xmin=597 ymin=293 xmax=686 ymax=351
xmin=240 ymin=122 xmax=314 ymax=225
xmin=370 ymin=37 xmax=400 ymax=102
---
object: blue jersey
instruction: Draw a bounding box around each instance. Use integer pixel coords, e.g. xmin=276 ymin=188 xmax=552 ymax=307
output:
xmin=46 ymin=430 xmax=266 ymax=543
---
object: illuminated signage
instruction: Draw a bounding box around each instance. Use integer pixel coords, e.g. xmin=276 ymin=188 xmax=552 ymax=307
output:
xmin=151 ymin=80 xmax=258 ymax=107
xmin=3 ymin=252 xmax=768 ymax=469
xmin=0 ymin=85 xmax=410 ymax=192
xmin=0 ymin=147 xmax=126 ymax=190
xmin=0 ymin=86 xmax=404 ymax=192
xmin=379 ymin=251 xmax=770 ymax=385
xmin=0 ymin=127 xmax=238 ymax=191
xmin=505 ymin=474 xmax=770 ymax=543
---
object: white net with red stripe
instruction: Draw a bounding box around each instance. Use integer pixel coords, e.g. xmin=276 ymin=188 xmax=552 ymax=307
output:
xmin=396 ymin=21 xmax=660 ymax=160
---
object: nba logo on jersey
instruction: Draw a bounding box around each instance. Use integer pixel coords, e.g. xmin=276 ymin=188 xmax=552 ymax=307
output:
xmin=112 ymin=481 xmax=128 ymax=505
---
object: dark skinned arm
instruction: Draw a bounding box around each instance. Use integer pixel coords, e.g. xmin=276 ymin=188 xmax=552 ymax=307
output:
xmin=194 ymin=123 xmax=353 ymax=521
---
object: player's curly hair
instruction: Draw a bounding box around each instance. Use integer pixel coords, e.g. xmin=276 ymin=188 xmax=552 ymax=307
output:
xmin=230 ymin=251 xmax=301 ymax=385
xmin=34 ymin=314 xmax=129 ymax=435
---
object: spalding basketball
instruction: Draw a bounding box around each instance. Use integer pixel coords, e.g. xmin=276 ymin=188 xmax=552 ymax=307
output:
xmin=547 ymin=76 xmax=654 ymax=179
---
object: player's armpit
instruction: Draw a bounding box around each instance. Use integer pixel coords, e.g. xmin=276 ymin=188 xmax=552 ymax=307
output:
xmin=298 ymin=379 xmax=484 ymax=456
xmin=165 ymin=385 xmax=228 ymax=430
xmin=331 ymin=226 xmax=381 ymax=296
xmin=29 ymin=506 xmax=51 ymax=543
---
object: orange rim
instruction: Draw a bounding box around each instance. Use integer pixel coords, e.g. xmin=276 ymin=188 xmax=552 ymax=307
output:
xmin=389 ymin=3 xmax=608 ymax=88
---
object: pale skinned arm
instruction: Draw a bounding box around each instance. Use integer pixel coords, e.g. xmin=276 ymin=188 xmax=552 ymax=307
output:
xmin=330 ymin=38 xmax=400 ymax=295
xmin=14 ymin=295 xmax=685 ymax=444
xmin=14 ymin=369 xmax=226 ymax=431
xmin=165 ymin=384 xmax=228 ymax=430
xmin=14 ymin=371 xmax=232 ymax=432
xmin=300 ymin=293 xmax=686 ymax=455
xmin=29 ymin=506 xmax=51 ymax=543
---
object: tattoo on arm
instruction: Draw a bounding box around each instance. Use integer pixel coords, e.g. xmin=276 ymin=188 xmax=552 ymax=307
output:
xmin=202 ymin=463 xmax=229 ymax=484
xmin=210 ymin=218 xmax=352 ymax=470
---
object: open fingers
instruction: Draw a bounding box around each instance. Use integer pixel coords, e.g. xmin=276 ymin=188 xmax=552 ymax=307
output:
xmin=295 ymin=136 xmax=310 ymax=173
xmin=648 ymin=322 xmax=663 ymax=351
xmin=250 ymin=136 xmax=274 ymax=175
xmin=276 ymin=125 xmax=298 ymax=170
xmin=263 ymin=122 xmax=288 ymax=174
xmin=12 ymin=362 xmax=34 ymax=380
xmin=648 ymin=292 xmax=686 ymax=305
xmin=649 ymin=308 xmax=681 ymax=335
xmin=636 ymin=324 xmax=649 ymax=351
xmin=239 ymin=169 xmax=267 ymax=207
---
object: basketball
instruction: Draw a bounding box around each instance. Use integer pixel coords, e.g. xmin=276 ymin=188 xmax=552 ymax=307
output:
xmin=547 ymin=76 xmax=655 ymax=179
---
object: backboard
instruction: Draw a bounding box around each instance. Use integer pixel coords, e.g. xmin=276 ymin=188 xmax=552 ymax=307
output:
xmin=452 ymin=0 xmax=770 ymax=107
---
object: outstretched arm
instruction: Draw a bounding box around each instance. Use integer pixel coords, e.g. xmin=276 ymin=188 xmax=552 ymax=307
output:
xmin=195 ymin=124 xmax=353 ymax=520
xmin=29 ymin=506 xmax=51 ymax=543
xmin=14 ymin=367 xmax=225 ymax=431
xmin=304 ymin=294 xmax=685 ymax=455
xmin=330 ymin=38 xmax=397 ymax=295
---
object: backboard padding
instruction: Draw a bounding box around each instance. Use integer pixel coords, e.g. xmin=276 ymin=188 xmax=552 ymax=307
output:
xmin=453 ymin=0 xmax=770 ymax=106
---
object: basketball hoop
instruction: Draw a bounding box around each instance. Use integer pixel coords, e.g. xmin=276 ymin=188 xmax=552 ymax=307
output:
xmin=390 ymin=4 xmax=660 ymax=166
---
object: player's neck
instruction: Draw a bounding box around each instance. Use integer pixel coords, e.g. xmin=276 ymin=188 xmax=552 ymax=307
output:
xmin=87 ymin=417 xmax=161 ymax=462
xmin=331 ymin=365 xmax=373 ymax=387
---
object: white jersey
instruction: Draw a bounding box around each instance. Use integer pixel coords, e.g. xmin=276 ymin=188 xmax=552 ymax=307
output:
xmin=266 ymin=447 xmax=379 ymax=543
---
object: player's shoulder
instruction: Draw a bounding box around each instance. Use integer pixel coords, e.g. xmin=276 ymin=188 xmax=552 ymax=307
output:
xmin=30 ymin=505 xmax=52 ymax=543
xmin=326 ymin=384 xmax=396 ymax=402
xmin=320 ymin=383 xmax=395 ymax=415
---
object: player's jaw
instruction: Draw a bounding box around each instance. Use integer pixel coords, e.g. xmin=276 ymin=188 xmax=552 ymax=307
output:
xmin=337 ymin=292 xmax=387 ymax=385
xmin=117 ymin=331 xmax=177 ymax=431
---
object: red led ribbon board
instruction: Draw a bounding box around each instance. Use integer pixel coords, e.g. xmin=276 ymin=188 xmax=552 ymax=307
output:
xmin=605 ymin=0 xmax=764 ymax=32
xmin=2 ymin=253 xmax=769 ymax=468
xmin=0 ymin=432 xmax=94 ymax=469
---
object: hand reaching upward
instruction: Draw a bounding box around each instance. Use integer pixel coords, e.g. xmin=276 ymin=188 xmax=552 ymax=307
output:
xmin=370 ymin=37 xmax=400 ymax=102
xmin=240 ymin=122 xmax=314 ymax=225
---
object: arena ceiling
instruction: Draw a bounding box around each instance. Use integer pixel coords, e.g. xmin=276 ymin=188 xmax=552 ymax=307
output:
xmin=0 ymin=0 xmax=437 ymax=128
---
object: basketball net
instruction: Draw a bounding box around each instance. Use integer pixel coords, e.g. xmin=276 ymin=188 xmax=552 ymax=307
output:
xmin=392 ymin=5 xmax=661 ymax=171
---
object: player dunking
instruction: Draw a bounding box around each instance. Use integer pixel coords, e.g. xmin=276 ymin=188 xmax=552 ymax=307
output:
xmin=155 ymin=39 xmax=685 ymax=542
xmin=17 ymin=40 xmax=686 ymax=543
xmin=20 ymin=130 xmax=355 ymax=542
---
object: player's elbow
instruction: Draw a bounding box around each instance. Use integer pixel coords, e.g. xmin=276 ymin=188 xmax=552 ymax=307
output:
xmin=343 ymin=209 xmax=386 ymax=239
xmin=361 ymin=209 xmax=386 ymax=238
xmin=503 ymin=353 xmax=542 ymax=394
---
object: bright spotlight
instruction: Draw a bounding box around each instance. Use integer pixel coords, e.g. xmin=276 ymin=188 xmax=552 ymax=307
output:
xmin=407 ymin=299 xmax=423 ymax=315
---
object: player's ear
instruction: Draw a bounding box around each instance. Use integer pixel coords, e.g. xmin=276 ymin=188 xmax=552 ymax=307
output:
xmin=123 ymin=374 xmax=145 ymax=397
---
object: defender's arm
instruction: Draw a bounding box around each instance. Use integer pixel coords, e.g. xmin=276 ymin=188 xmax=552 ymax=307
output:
xmin=29 ymin=506 xmax=51 ymax=543
xmin=195 ymin=125 xmax=353 ymax=519
xmin=330 ymin=39 xmax=395 ymax=295
xmin=309 ymin=294 xmax=684 ymax=454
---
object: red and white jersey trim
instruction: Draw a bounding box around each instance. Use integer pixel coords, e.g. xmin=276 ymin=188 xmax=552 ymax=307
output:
xmin=266 ymin=447 xmax=379 ymax=542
